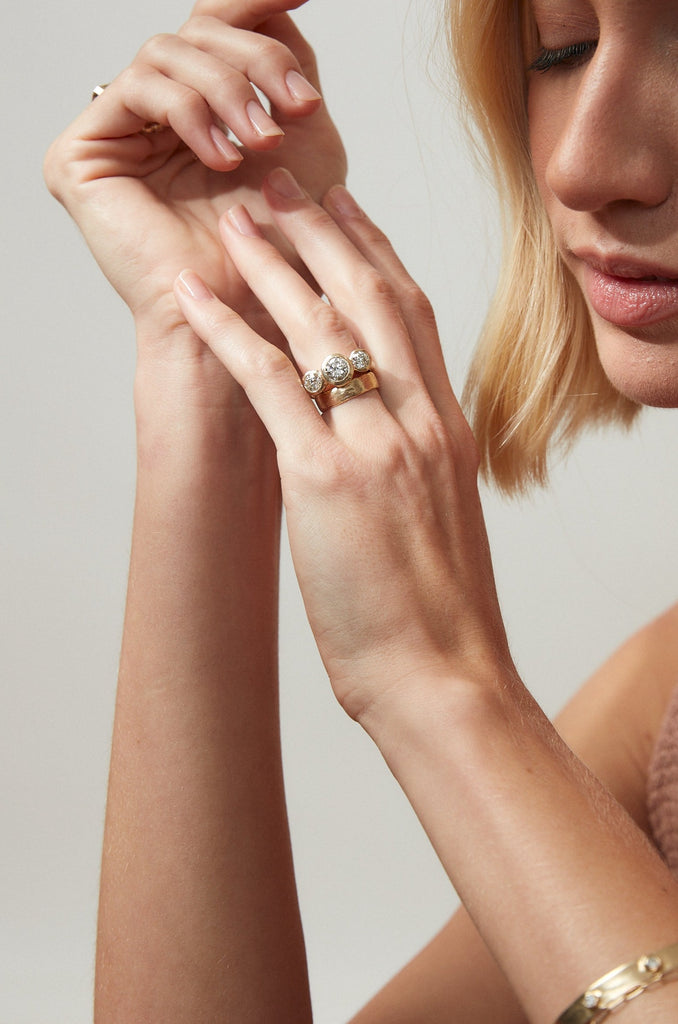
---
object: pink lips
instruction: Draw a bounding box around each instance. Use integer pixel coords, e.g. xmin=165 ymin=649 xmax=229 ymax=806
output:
xmin=578 ymin=253 xmax=678 ymax=327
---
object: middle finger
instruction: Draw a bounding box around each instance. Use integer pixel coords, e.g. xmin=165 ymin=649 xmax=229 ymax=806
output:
xmin=220 ymin=176 xmax=426 ymax=418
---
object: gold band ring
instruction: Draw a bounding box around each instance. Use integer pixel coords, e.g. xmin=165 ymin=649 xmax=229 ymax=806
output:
xmin=315 ymin=371 xmax=379 ymax=412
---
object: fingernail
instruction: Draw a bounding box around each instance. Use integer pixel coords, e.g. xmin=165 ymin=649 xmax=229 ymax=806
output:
xmin=209 ymin=124 xmax=242 ymax=163
xmin=246 ymin=100 xmax=284 ymax=138
xmin=176 ymin=270 xmax=214 ymax=301
xmin=326 ymin=185 xmax=364 ymax=220
xmin=285 ymin=69 xmax=322 ymax=102
xmin=225 ymin=204 xmax=262 ymax=237
xmin=267 ymin=166 xmax=305 ymax=199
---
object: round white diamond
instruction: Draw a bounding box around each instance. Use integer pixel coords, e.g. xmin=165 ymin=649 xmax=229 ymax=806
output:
xmin=640 ymin=955 xmax=662 ymax=974
xmin=582 ymin=992 xmax=601 ymax=1009
xmin=350 ymin=349 xmax=371 ymax=372
xmin=321 ymin=354 xmax=352 ymax=386
xmin=303 ymin=369 xmax=324 ymax=395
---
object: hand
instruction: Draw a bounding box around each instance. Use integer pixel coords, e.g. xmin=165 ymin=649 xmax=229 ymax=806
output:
xmin=44 ymin=0 xmax=346 ymax=361
xmin=172 ymin=170 xmax=514 ymax=722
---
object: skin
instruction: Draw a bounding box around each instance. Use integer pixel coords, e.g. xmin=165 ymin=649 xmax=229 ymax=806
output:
xmin=528 ymin=0 xmax=678 ymax=406
xmin=45 ymin=0 xmax=678 ymax=1021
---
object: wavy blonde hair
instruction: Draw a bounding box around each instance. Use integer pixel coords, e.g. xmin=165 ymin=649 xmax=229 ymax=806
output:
xmin=446 ymin=0 xmax=639 ymax=493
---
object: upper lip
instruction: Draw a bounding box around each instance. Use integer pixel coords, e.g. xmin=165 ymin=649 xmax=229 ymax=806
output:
xmin=570 ymin=248 xmax=678 ymax=282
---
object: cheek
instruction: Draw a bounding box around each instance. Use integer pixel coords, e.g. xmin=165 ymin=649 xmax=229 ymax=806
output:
xmin=527 ymin=80 xmax=565 ymax=210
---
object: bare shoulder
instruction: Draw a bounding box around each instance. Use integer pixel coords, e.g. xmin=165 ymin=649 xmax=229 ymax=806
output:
xmin=555 ymin=601 xmax=678 ymax=835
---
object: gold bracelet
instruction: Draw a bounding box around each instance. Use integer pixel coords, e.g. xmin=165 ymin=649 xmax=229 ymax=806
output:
xmin=556 ymin=942 xmax=678 ymax=1023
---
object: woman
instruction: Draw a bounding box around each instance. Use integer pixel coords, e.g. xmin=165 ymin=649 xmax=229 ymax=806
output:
xmin=44 ymin=0 xmax=678 ymax=1021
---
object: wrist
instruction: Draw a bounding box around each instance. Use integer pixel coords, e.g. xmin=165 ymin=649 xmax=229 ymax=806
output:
xmin=133 ymin=323 xmax=273 ymax=469
xmin=356 ymin=657 xmax=528 ymax=759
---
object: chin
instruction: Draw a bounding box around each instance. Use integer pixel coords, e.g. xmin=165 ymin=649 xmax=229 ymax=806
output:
xmin=594 ymin=322 xmax=678 ymax=408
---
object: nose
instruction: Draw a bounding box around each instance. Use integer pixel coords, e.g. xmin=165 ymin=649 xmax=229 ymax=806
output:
xmin=542 ymin=53 xmax=673 ymax=213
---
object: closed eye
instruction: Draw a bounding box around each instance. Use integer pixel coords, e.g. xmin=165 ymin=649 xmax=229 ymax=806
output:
xmin=529 ymin=40 xmax=598 ymax=73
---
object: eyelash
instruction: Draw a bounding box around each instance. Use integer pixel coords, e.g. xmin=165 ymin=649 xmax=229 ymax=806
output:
xmin=529 ymin=40 xmax=598 ymax=73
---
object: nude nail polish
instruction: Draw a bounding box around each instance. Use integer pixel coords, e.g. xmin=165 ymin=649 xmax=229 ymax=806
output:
xmin=225 ymin=205 xmax=262 ymax=238
xmin=267 ymin=167 xmax=305 ymax=199
xmin=209 ymin=124 xmax=242 ymax=163
xmin=246 ymin=100 xmax=284 ymax=138
xmin=177 ymin=271 xmax=214 ymax=301
xmin=285 ymin=69 xmax=322 ymax=102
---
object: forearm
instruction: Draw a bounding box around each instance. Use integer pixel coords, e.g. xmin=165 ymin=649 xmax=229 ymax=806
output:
xmin=95 ymin=349 xmax=311 ymax=1023
xmin=361 ymin=673 xmax=678 ymax=1024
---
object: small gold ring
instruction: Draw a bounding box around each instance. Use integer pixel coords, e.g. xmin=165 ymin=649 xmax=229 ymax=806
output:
xmin=315 ymin=371 xmax=379 ymax=412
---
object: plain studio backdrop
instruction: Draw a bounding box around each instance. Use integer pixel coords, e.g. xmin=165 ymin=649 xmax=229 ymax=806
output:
xmin=2 ymin=0 xmax=677 ymax=1021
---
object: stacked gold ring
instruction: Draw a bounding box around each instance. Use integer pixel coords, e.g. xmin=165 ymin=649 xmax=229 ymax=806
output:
xmin=302 ymin=350 xmax=378 ymax=411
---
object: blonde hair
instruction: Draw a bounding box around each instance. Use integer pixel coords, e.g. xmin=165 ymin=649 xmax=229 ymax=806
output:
xmin=446 ymin=0 xmax=639 ymax=493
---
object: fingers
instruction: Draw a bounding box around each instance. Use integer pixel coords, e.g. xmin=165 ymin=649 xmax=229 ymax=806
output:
xmin=322 ymin=187 xmax=465 ymax=426
xmin=78 ymin=10 xmax=322 ymax=167
xmin=190 ymin=0 xmax=310 ymax=31
xmin=225 ymin=170 xmax=468 ymax=436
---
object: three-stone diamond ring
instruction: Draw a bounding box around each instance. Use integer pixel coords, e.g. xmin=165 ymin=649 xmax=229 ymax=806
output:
xmin=302 ymin=350 xmax=377 ymax=411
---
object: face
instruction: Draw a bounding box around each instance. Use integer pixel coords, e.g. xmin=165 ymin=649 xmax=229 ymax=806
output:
xmin=528 ymin=0 xmax=678 ymax=407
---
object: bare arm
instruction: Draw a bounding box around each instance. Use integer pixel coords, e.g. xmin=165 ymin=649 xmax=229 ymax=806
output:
xmin=351 ymin=603 xmax=678 ymax=1024
xmin=45 ymin=1 xmax=345 ymax=1017
xmin=95 ymin=349 xmax=312 ymax=1021
xmin=174 ymin=181 xmax=678 ymax=1024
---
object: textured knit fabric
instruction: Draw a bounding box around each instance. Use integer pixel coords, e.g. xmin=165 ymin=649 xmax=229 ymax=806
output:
xmin=647 ymin=685 xmax=678 ymax=876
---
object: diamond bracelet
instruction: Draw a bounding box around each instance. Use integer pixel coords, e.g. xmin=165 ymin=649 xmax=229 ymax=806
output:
xmin=556 ymin=942 xmax=678 ymax=1023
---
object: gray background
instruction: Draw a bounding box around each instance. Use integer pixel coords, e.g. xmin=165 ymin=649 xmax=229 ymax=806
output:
xmin=3 ymin=0 xmax=677 ymax=1021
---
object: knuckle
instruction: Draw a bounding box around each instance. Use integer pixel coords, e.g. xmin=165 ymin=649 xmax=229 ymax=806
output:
xmin=252 ymin=36 xmax=289 ymax=68
xmin=356 ymin=267 xmax=398 ymax=308
xmin=178 ymin=15 xmax=218 ymax=44
xmin=244 ymin=343 xmax=291 ymax=383
xmin=402 ymin=281 xmax=437 ymax=327
xmin=136 ymin=32 xmax=175 ymax=64
xmin=43 ymin=138 xmax=69 ymax=200
xmin=303 ymin=301 xmax=349 ymax=343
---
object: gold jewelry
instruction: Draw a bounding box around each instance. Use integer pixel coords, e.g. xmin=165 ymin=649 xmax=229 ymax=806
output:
xmin=90 ymin=82 xmax=163 ymax=135
xmin=315 ymin=370 xmax=379 ymax=412
xmin=302 ymin=349 xmax=373 ymax=397
xmin=556 ymin=942 xmax=678 ymax=1023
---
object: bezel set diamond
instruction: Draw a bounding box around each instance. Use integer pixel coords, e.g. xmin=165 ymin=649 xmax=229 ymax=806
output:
xmin=302 ymin=350 xmax=373 ymax=397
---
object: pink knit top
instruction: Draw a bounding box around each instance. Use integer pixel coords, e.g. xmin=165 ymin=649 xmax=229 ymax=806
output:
xmin=648 ymin=686 xmax=678 ymax=875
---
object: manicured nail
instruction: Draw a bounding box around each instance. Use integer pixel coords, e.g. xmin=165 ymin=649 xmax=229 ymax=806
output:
xmin=225 ymin=204 xmax=262 ymax=237
xmin=246 ymin=100 xmax=284 ymax=138
xmin=285 ymin=69 xmax=322 ymax=102
xmin=176 ymin=270 xmax=214 ymax=301
xmin=267 ymin=166 xmax=305 ymax=199
xmin=209 ymin=124 xmax=242 ymax=164
xmin=326 ymin=185 xmax=365 ymax=220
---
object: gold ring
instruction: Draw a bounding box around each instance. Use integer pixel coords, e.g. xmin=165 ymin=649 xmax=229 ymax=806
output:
xmin=302 ymin=349 xmax=373 ymax=396
xmin=315 ymin=370 xmax=379 ymax=412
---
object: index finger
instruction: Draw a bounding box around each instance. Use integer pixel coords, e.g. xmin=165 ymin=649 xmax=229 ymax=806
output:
xmin=190 ymin=0 xmax=310 ymax=30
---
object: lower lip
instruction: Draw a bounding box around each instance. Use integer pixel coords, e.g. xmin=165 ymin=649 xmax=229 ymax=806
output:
xmin=583 ymin=266 xmax=678 ymax=327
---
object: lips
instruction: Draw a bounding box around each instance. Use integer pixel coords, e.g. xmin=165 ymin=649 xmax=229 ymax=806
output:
xmin=574 ymin=251 xmax=678 ymax=328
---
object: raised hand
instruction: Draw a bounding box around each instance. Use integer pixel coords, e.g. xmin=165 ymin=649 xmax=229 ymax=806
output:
xmin=44 ymin=0 xmax=346 ymax=351
xmin=172 ymin=170 xmax=514 ymax=721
